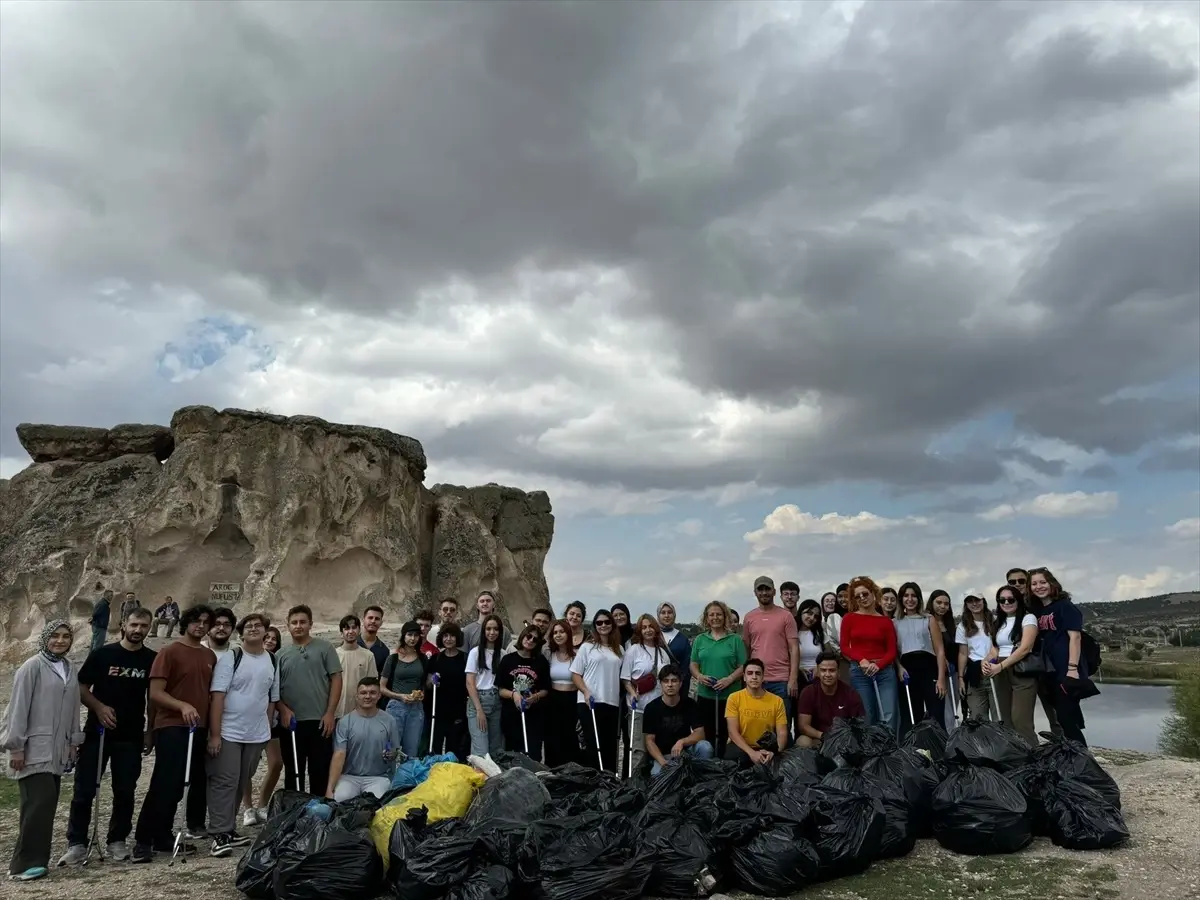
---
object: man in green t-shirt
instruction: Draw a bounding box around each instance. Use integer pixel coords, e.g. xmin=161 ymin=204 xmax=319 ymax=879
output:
xmin=688 ymin=601 xmax=747 ymax=755
xmin=276 ymin=605 xmax=343 ymax=797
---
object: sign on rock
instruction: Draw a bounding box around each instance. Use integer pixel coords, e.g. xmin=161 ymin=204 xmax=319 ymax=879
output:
xmin=210 ymin=582 xmax=242 ymax=606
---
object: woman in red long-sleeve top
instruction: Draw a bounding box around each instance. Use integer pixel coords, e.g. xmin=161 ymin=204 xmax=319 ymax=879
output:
xmin=841 ymin=576 xmax=900 ymax=735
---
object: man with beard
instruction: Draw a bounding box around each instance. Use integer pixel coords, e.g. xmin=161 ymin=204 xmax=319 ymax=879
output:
xmin=277 ymin=605 xmax=343 ymax=797
xmin=131 ymin=605 xmax=217 ymax=863
xmin=203 ymin=608 xmax=237 ymax=663
xmin=795 ymin=653 xmax=865 ymax=748
xmin=463 ymin=591 xmax=511 ymax=650
xmin=357 ymin=605 xmax=389 ymax=707
xmin=58 ymin=608 xmax=157 ymax=866
xmin=742 ymin=577 xmax=800 ymax=731
xmin=426 ymin=598 xmax=458 ymax=648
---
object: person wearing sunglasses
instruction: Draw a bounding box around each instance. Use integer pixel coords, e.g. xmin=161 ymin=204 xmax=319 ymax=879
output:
xmin=1005 ymin=566 xmax=1062 ymax=738
xmin=984 ymin=586 xmax=1039 ymax=746
xmin=570 ymin=611 xmax=624 ymax=772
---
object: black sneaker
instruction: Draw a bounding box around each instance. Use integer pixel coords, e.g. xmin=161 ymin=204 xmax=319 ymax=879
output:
xmin=210 ymin=834 xmax=232 ymax=858
xmin=131 ymin=844 xmax=154 ymax=864
xmin=227 ymin=832 xmax=253 ymax=848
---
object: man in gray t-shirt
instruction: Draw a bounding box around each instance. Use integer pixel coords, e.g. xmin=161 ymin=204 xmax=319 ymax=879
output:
xmin=327 ymin=677 xmax=401 ymax=802
xmin=461 ymin=591 xmax=511 ymax=653
xmin=276 ymin=606 xmax=344 ymax=797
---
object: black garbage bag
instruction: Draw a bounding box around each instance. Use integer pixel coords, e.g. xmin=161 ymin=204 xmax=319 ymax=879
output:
xmin=236 ymin=795 xmax=312 ymax=898
xmin=1034 ymin=736 xmax=1121 ymax=810
xmin=820 ymin=768 xmax=915 ymax=859
xmin=466 ymin=767 xmax=551 ymax=827
xmin=491 ymin=750 xmax=550 ymax=774
xmin=1044 ymin=779 xmax=1130 ymax=851
xmin=861 ymin=748 xmax=940 ymax=836
xmin=1005 ymin=763 xmax=1054 ymax=836
xmin=273 ymin=800 xmax=385 ymax=900
xmin=819 ymin=717 xmax=898 ymax=765
xmin=803 ymin=784 xmax=886 ymax=880
xmin=636 ymin=802 xmax=721 ymax=898
xmin=693 ymin=765 xmax=810 ymax=824
xmin=387 ymin=807 xmax=431 ymax=885
xmin=932 ymin=764 xmax=1032 ymax=855
xmin=396 ymin=827 xmax=486 ymax=900
xmin=546 ymin=784 xmax=645 ymax=818
xmin=267 ymin=789 xmax=315 ymax=821
xmin=755 ymin=730 xmax=780 ymax=753
xmin=712 ymin=814 xmax=822 ymax=896
xmin=518 ymin=813 xmax=654 ymax=900
xmin=451 ymin=866 xmax=515 ymax=900
xmin=541 ymin=763 xmax=621 ymax=798
xmin=644 ymin=755 xmax=738 ymax=807
xmin=771 ymin=746 xmax=833 ymax=783
xmin=944 ymin=719 xmax=1032 ymax=772
xmin=902 ymin=718 xmax=949 ymax=759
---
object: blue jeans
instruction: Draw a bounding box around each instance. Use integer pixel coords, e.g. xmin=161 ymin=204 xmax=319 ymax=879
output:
xmin=849 ymin=663 xmax=899 ymax=735
xmin=650 ymin=740 xmax=715 ymax=777
xmin=763 ymin=680 xmax=794 ymax=734
xmin=386 ymin=699 xmax=426 ymax=759
xmin=467 ymin=689 xmax=503 ymax=758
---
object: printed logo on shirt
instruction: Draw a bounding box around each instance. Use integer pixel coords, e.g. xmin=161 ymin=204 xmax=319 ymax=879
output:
xmin=1037 ymin=613 xmax=1056 ymax=632
xmin=510 ymin=665 xmax=539 ymax=695
xmin=106 ymin=666 xmax=150 ymax=679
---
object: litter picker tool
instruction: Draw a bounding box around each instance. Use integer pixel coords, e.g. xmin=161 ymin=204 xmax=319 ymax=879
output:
xmin=948 ymin=667 xmax=962 ymax=723
xmin=872 ymin=676 xmax=884 ymax=723
xmin=169 ymin=726 xmax=196 ymax=866
xmin=626 ymin=698 xmax=637 ymax=779
xmin=710 ymin=679 xmax=720 ymax=755
xmin=82 ymin=726 xmax=107 ymax=866
xmin=988 ymin=660 xmax=1002 ymax=722
xmin=520 ymin=695 xmax=530 ymax=756
xmin=428 ymin=678 xmax=439 ymax=756
xmin=902 ymin=672 xmax=916 ymax=726
xmin=589 ymin=697 xmax=604 ymax=772
xmin=289 ymin=718 xmax=303 ymax=793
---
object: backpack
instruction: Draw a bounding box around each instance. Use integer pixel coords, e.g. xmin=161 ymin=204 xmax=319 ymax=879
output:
xmin=232 ymin=647 xmax=277 ymax=677
xmin=1082 ymin=632 xmax=1102 ymax=674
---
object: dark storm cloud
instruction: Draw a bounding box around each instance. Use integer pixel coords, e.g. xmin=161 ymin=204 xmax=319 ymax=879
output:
xmin=1138 ymin=445 xmax=1200 ymax=475
xmin=1 ymin=0 xmax=1197 ymax=493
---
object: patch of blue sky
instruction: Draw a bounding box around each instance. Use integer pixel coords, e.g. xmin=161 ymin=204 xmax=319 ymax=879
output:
xmin=156 ymin=315 xmax=274 ymax=381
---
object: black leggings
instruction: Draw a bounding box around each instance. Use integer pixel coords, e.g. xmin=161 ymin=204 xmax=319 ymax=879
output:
xmin=577 ymin=702 xmax=620 ymax=773
xmin=1051 ymin=683 xmax=1087 ymax=746
xmin=696 ymin=695 xmax=729 ymax=756
xmin=544 ymin=690 xmax=580 ymax=768
xmin=899 ymin=652 xmax=946 ymax=733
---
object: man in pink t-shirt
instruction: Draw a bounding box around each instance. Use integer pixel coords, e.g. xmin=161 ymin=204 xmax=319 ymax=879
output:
xmin=742 ymin=575 xmax=800 ymax=733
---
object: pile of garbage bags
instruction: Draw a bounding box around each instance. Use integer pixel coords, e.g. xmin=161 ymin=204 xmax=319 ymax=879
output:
xmin=235 ymin=721 xmax=1128 ymax=900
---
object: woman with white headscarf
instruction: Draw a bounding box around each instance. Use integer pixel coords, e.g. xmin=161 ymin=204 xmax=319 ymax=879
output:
xmin=656 ymin=603 xmax=692 ymax=698
xmin=2 ymin=620 xmax=85 ymax=882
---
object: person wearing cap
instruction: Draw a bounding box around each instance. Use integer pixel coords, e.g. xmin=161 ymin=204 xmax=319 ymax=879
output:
xmin=656 ymin=602 xmax=692 ymax=698
xmin=742 ymin=576 xmax=799 ymax=731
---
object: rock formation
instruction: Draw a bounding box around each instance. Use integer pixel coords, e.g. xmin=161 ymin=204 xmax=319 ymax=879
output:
xmin=0 ymin=406 xmax=554 ymax=644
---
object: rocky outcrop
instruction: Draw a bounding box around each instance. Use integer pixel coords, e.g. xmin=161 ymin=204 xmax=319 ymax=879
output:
xmin=0 ymin=406 xmax=554 ymax=644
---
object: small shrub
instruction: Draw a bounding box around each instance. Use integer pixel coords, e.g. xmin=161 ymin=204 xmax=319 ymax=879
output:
xmin=1126 ymin=649 xmax=1144 ymax=662
xmin=1159 ymin=668 xmax=1200 ymax=759
xmin=1133 ymin=641 xmax=1145 ymax=651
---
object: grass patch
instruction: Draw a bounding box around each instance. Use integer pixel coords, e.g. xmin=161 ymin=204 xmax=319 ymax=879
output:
xmin=0 ymin=777 xmax=19 ymax=811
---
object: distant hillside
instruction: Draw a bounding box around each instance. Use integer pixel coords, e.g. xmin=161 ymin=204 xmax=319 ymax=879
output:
xmin=1080 ymin=591 xmax=1200 ymax=642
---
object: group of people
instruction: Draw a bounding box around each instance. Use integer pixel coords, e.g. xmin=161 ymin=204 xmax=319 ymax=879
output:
xmin=1 ymin=564 xmax=1094 ymax=884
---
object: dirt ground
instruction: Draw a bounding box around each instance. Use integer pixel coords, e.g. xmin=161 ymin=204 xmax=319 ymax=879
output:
xmin=1 ymin=634 xmax=1198 ymax=900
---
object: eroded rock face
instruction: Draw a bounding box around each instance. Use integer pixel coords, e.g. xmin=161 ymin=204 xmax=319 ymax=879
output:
xmin=0 ymin=406 xmax=554 ymax=644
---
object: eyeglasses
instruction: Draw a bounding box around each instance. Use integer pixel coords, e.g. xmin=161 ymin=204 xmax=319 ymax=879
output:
xmin=1007 ymin=578 xmax=1027 ymax=585
xmin=594 ymin=620 xmax=613 ymax=627
xmin=999 ymin=596 xmax=1019 ymax=604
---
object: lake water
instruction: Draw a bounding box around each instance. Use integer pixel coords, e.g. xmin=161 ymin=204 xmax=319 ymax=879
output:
xmin=942 ymin=682 xmax=1173 ymax=752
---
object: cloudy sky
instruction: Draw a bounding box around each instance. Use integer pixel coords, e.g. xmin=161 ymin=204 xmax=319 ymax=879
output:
xmin=2 ymin=0 xmax=1198 ymax=621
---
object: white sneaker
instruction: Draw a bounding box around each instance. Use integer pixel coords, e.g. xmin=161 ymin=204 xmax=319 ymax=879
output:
xmin=57 ymin=845 xmax=87 ymax=867
xmin=243 ymin=808 xmax=260 ymax=828
xmin=106 ymin=841 xmax=129 ymax=861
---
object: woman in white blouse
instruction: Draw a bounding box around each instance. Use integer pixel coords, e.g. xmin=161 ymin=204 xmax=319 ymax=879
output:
xmin=983 ymin=585 xmax=1040 ymax=746
xmin=465 ymin=615 xmax=506 ymax=758
xmin=795 ymin=599 xmax=825 ymax=685
xmin=620 ymin=615 xmax=671 ymax=774
xmin=570 ymin=610 xmax=624 ymax=773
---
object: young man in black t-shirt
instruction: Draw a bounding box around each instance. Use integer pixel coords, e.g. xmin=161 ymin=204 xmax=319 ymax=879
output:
xmin=642 ymin=664 xmax=714 ymax=777
xmin=58 ymin=607 xmax=157 ymax=865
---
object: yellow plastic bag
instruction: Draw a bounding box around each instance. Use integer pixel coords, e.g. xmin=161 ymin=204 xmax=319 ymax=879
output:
xmin=370 ymin=762 xmax=485 ymax=865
